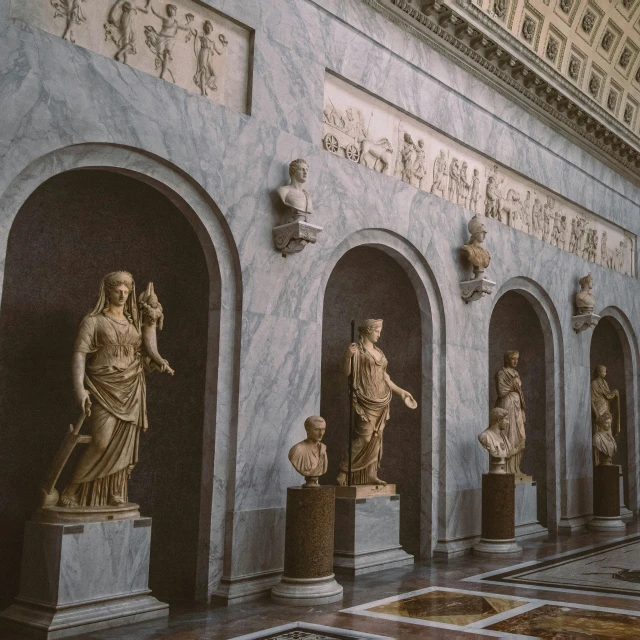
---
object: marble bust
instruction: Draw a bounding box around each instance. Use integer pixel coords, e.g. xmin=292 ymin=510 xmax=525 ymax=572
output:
xmin=575 ymin=273 xmax=595 ymax=314
xmin=461 ymin=215 xmax=491 ymax=279
xmin=593 ymin=411 xmax=617 ymax=467
xmin=478 ymin=408 xmax=511 ymax=474
xmin=288 ymin=416 xmax=328 ymax=487
xmin=276 ymin=158 xmax=313 ymax=221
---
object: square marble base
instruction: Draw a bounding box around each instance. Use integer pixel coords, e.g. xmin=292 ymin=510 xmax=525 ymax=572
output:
xmin=333 ymin=494 xmax=413 ymax=576
xmin=515 ymin=480 xmax=547 ymax=540
xmin=0 ymin=518 xmax=168 ymax=639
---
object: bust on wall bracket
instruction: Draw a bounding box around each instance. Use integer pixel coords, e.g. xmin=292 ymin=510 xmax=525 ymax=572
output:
xmin=572 ymin=273 xmax=600 ymax=333
xmin=273 ymin=158 xmax=322 ymax=257
xmin=460 ymin=215 xmax=496 ymax=303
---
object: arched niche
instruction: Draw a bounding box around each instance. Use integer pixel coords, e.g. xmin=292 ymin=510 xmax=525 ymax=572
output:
xmin=590 ymin=311 xmax=639 ymax=512
xmin=0 ymin=147 xmax=240 ymax=607
xmin=318 ymin=232 xmax=443 ymax=557
xmin=488 ymin=286 xmax=560 ymax=530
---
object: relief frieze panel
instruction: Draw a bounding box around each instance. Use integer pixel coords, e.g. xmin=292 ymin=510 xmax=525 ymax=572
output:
xmin=323 ymin=73 xmax=636 ymax=276
xmin=11 ymin=0 xmax=252 ymax=114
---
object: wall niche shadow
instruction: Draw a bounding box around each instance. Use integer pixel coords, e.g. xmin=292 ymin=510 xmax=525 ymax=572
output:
xmin=590 ymin=317 xmax=628 ymax=506
xmin=320 ymin=246 xmax=422 ymax=556
xmin=0 ymin=170 xmax=211 ymax=605
xmin=489 ymin=291 xmax=547 ymax=527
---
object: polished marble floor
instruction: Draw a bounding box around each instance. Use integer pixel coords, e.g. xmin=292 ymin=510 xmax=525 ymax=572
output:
xmin=1 ymin=523 xmax=639 ymax=640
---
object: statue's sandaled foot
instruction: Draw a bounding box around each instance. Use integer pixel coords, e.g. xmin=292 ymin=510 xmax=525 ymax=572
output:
xmin=109 ymin=494 xmax=125 ymax=507
xmin=336 ymin=471 xmax=347 ymax=486
xmin=59 ymin=494 xmax=79 ymax=508
xmin=369 ymin=476 xmax=387 ymax=486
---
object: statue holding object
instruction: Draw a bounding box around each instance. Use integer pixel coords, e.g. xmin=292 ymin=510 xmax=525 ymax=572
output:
xmin=41 ymin=272 xmax=174 ymax=512
xmin=336 ymin=319 xmax=417 ymax=486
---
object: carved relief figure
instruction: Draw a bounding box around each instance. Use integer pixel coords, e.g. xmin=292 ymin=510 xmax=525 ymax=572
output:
xmin=550 ymin=213 xmax=565 ymax=248
xmin=193 ymin=22 xmax=228 ymax=96
xmin=144 ymin=3 xmax=195 ymax=82
xmin=619 ymin=48 xmax=632 ymax=70
xmin=589 ymin=74 xmax=600 ymax=98
xmin=485 ymin=175 xmax=502 ymax=219
xmin=431 ymin=149 xmax=448 ymax=198
xmin=494 ymin=350 xmax=526 ymax=476
xmin=582 ymin=10 xmax=595 ymax=34
xmin=608 ymin=91 xmax=617 ymax=112
xmin=575 ymin=273 xmax=595 ymax=314
xmin=569 ymin=57 xmax=580 ymax=81
xmin=337 ymin=319 xmax=417 ymax=486
xmin=105 ymin=0 xmax=150 ymax=64
xmin=412 ymin=139 xmax=427 ymax=189
xmin=521 ymin=191 xmax=532 ymax=233
xmin=624 ymin=105 xmax=633 ymax=125
xmin=360 ymin=138 xmax=394 ymax=173
xmin=276 ymin=158 xmax=312 ymax=220
xmin=522 ymin=16 xmax=535 ymax=43
xmin=531 ymin=195 xmax=543 ymax=240
xmin=51 ymin=0 xmax=87 ymax=42
xmin=58 ymin=273 xmax=173 ymax=508
xmin=469 ymin=169 xmax=480 ymax=213
xmin=288 ymin=416 xmax=328 ymax=487
xmin=542 ymin=196 xmax=554 ymax=242
xmin=593 ymin=412 xmax=617 ymax=466
xmin=591 ymin=365 xmax=620 ymax=438
xmin=601 ymin=31 xmax=615 ymax=53
xmin=448 ymin=158 xmax=460 ymax=203
xmin=546 ymin=38 xmax=559 ymax=64
xmin=502 ymin=189 xmax=521 ymax=228
xmin=478 ymin=408 xmax=511 ymax=474
xmin=560 ymin=0 xmax=572 ymax=14
xmin=344 ymin=107 xmax=367 ymax=142
xmin=400 ymin=133 xmax=416 ymax=184
xmin=458 ymin=161 xmax=470 ymax=207
xmin=461 ymin=215 xmax=491 ymax=279
xmin=494 ymin=0 xmax=507 ymax=19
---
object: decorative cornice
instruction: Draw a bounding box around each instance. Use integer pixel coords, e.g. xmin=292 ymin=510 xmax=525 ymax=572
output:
xmin=362 ymin=0 xmax=640 ymax=184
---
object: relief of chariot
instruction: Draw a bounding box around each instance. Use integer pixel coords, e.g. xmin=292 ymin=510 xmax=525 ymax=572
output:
xmin=322 ymin=102 xmax=394 ymax=173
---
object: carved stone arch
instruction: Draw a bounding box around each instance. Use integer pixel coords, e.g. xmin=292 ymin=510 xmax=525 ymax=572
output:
xmin=489 ymin=276 xmax=565 ymax=532
xmin=317 ymin=228 xmax=446 ymax=556
xmin=593 ymin=306 xmax=640 ymax=515
xmin=0 ymin=144 xmax=242 ymax=603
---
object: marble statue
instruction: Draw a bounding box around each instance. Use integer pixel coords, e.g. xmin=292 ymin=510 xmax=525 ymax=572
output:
xmin=288 ymin=416 xmax=328 ymax=487
xmin=276 ymin=158 xmax=313 ymax=221
xmin=593 ymin=412 xmax=617 ymax=466
xmin=575 ymin=274 xmax=595 ymax=314
xmin=336 ymin=319 xmax=417 ymax=486
xmin=591 ymin=365 xmax=620 ymax=436
xmin=430 ymin=149 xmax=447 ymax=198
xmin=469 ymin=169 xmax=480 ymax=212
xmin=494 ymin=350 xmax=526 ymax=476
xmin=400 ymin=132 xmax=415 ymax=184
xmin=144 ymin=3 xmax=195 ymax=82
xmin=478 ymin=408 xmax=511 ymax=474
xmin=53 ymin=0 xmax=86 ymax=42
xmin=54 ymin=272 xmax=174 ymax=509
xmin=461 ymin=215 xmax=491 ymax=279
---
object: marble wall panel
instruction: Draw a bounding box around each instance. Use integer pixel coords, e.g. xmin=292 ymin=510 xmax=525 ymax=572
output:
xmin=10 ymin=0 xmax=252 ymax=113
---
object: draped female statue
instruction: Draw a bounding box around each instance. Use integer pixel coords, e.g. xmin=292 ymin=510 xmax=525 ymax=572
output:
xmin=336 ymin=319 xmax=417 ymax=486
xmin=56 ymin=272 xmax=174 ymax=509
xmin=494 ymin=350 xmax=526 ymax=475
xmin=591 ymin=365 xmax=620 ymax=436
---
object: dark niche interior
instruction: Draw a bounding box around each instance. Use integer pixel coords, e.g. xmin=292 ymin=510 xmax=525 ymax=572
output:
xmin=489 ymin=291 xmax=548 ymax=527
xmin=0 ymin=170 xmax=211 ymax=605
xmin=590 ymin=317 xmax=629 ymax=506
xmin=320 ymin=246 xmax=424 ymax=556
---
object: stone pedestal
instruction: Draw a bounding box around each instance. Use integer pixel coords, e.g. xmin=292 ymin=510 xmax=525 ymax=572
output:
xmin=271 ymin=486 xmax=343 ymax=606
xmin=0 ymin=517 xmax=168 ymax=639
xmin=589 ymin=465 xmax=626 ymax=534
xmin=515 ymin=479 xmax=548 ymax=539
xmin=333 ymin=487 xmax=414 ymax=575
xmin=572 ymin=312 xmax=600 ymax=333
xmin=460 ymin=277 xmax=496 ymax=303
xmin=473 ymin=474 xmax=522 ymax=557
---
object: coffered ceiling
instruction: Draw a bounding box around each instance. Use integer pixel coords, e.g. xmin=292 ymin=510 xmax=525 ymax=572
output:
xmin=479 ymin=0 xmax=640 ymax=135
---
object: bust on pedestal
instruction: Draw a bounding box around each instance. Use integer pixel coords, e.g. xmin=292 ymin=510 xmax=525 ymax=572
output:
xmin=460 ymin=216 xmax=496 ymax=303
xmin=473 ymin=409 xmax=522 ymax=557
xmin=271 ymin=417 xmax=343 ymax=606
xmin=1 ymin=273 xmax=170 ymax=639
xmin=573 ymin=274 xmax=600 ymax=332
xmin=589 ymin=411 xmax=626 ymax=534
xmin=333 ymin=320 xmax=415 ymax=575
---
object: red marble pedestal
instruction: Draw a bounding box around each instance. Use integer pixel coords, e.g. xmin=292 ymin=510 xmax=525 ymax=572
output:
xmin=589 ymin=465 xmax=626 ymax=534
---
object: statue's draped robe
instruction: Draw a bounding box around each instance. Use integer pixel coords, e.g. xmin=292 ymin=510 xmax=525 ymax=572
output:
xmin=591 ymin=376 xmax=620 ymax=436
xmin=593 ymin=430 xmax=617 ymax=466
xmin=478 ymin=428 xmax=511 ymax=465
xmin=340 ymin=345 xmax=393 ymax=484
xmin=62 ymin=313 xmax=147 ymax=506
xmin=288 ymin=441 xmax=327 ymax=477
xmin=494 ymin=367 xmax=526 ymax=474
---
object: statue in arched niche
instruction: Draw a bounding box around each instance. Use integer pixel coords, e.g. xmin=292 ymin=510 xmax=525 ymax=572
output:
xmin=336 ymin=319 xmax=417 ymax=486
xmin=591 ymin=365 xmax=620 ymax=437
xmin=47 ymin=272 xmax=174 ymax=510
xmin=494 ymin=350 xmax=526 ymax=475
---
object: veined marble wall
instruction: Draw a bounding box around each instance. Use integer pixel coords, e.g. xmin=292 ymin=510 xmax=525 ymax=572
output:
xmin=11 ymin=0 xmax=252 ymax=113
xmin=324 ymin=73 xmax=636 ymax=276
